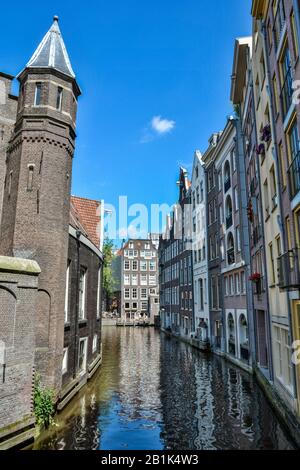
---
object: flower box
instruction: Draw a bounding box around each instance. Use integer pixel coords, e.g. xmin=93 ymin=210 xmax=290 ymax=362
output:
xmin=256 ymin=143 xmax=266 ymax=156
xmin=260 ymin=124 xmax=271 ymax=143
xmin=249 ymin=272 xmax=261 ymax=283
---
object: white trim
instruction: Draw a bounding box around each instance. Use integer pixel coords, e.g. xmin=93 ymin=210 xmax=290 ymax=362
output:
xmin=69 ymin=225 xmax=103 ymax=259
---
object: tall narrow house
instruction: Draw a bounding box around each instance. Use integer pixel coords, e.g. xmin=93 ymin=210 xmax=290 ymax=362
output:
xmin=0 ymin=17 xmax=81 ymax=393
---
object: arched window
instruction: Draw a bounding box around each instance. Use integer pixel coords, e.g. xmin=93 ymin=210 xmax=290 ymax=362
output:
xmin=27 ymin=164 xmax=34 ymax=191
xmin=225 ymin=195 xmax=233 ymax=229
xmin=224 ymin=160 xmax=231 ymax=192
xmin=227 ymin=313 xmax=236 ymax=355
xmin=227 ymin=232 xmax=235 ymax=265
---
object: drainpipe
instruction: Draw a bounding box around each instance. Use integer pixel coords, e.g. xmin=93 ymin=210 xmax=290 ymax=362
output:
xmin=233 ymin=115 xmax=256 ymax=368
xmin=73 ymin=230 xmax=81 ymax=380
xmin=260 ymin=19 xmax=298 ymax=397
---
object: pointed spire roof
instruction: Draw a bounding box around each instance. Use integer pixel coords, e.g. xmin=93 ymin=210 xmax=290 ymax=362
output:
xmin=25 ymin=16 xmax=75 ymax=79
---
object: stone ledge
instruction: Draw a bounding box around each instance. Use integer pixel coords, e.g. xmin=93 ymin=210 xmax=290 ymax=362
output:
xmin=0 ymin=256 xmax=41 ymax=275
xmin=0 ymin=415 xmax=35 ymax=450
xmin=254 ymin=365 xmax=300 ymax=448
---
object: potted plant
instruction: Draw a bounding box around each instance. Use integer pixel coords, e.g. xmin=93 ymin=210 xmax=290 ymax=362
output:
xmin=256 ymin=143 xmax=266 ymax=156
xmin=247 ymin=201 xmax=254 ymax=223
xmin=260 ymin=124 xmax=271 ymax=143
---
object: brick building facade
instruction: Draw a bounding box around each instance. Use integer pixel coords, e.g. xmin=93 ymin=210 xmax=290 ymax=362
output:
xmin=0 ymin=17 xmax=103 ymax=447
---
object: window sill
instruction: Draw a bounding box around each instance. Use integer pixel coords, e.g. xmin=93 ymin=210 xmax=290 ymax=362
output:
xmin=79 ymin=320 xmax=87 ymax=326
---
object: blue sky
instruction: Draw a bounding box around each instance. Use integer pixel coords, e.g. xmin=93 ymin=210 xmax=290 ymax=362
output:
xmin=2 ymin=0 xmax=252 ymax=238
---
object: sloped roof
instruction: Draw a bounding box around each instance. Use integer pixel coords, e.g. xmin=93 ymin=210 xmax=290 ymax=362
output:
xmin=25 ymin=16 xmax=75 ymax=78
xmin=70 ymin=196 xmax=101 ymax=248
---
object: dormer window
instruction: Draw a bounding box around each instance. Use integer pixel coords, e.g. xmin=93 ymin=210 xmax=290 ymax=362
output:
xmin=56 ymin=86 xmax=63 ymax=110
xmin=34 ymin=83 xmax=42 ymax=106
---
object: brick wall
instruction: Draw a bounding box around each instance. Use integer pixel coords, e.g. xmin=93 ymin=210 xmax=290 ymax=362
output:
xmin=0 ymin=256 xmax=40 ymax=439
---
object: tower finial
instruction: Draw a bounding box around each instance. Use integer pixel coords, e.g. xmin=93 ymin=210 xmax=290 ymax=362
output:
xmin=53 ymin=15 xmax=59 ymax=22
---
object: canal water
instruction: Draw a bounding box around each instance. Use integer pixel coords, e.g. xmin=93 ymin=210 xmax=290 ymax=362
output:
xmin=33 ymin=327 xmax=296 ymax=450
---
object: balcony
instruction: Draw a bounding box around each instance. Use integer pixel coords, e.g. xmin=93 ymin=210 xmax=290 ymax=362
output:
xmin=240 ymin=344 xmax=250 ymax=363
xmin=288 ymin=151 xmax=300 ymax=200
xmin=226 ymin=213 xmax=233 ymax=230
xmin=224 ymin=177 xmax=231 ymax=193
xmin=273 ymin=0 xmax=286 ymax=50
xmin=280 ymin=68 xmax=293 ymax=119
xmin=278 ymin=249 xmax=300 ymax=290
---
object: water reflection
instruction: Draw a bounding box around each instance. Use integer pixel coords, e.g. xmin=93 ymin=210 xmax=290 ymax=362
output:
xmin=33 ymin=327 xmax=295 ymax=450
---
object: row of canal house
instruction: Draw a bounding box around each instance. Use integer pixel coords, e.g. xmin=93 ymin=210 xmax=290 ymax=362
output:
xmin=159 ymin=0 xmax=300 ymax=440
xmin=0 ymin=17 xmax=104 ymax=448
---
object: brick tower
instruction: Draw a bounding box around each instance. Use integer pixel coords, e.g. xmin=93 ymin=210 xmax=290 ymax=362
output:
xmin=0 ymin=16 xmax=81 ymax=393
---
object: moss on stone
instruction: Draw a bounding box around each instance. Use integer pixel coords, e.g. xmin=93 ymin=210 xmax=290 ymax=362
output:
xmin=0 ymin=256 xmax=41 ymax=275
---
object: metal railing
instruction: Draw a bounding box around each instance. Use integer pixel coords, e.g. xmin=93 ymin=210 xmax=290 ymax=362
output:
xmin=278 ymin=248 xmax=300 ymax=290
xmin=288 ymin=151 xmax=300 ymax=200
xmin=280 ymin=67 xmax=293 ymax=119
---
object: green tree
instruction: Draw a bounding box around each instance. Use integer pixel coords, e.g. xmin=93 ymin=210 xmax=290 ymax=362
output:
xmin=102 ymin=238 xmax=116 ymax=311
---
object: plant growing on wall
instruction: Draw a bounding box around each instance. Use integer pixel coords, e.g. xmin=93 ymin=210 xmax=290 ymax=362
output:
xmin=33 ymin=374 xmax=55 ymax=429
xmin=103 ymin=238 xmax=116 ymax=311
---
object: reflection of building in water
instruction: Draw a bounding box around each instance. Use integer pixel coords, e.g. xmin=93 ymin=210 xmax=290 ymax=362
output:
xmin=160 ymin=335 xmax=295 ymax=450
xmin=193 ymin=360 xmax=216 ymax=450
xmin=159 ymin=339 xmax=198 ymax=450
xmin=33 ymin=326 xmax=121 ymax=450
xmin=117 ymin=328 xmax=161 ymax=423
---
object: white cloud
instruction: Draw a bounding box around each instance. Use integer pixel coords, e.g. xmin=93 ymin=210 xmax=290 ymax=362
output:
xmin=151 ymin=116 xmax=175 ymax=134
xmin=140 ymin=115 xmax=176 ymax=144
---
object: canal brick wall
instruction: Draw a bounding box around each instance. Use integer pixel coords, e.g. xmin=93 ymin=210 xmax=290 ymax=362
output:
xmin=0 ymin=256 xmax=40 ymax=449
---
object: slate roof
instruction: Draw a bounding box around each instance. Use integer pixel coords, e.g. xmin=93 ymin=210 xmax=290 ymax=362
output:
xmin=25 ymin=16 xmax=75 ymax=78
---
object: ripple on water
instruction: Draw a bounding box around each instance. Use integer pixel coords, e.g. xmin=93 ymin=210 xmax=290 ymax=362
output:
xmin=33 ymin=327 xmax=296 ymax=450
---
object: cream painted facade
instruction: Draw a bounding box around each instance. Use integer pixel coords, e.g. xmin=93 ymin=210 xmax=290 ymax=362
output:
xmin=252 ymin=3 xmax=295 ymax=406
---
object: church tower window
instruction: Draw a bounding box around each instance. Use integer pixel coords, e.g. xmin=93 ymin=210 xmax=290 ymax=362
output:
xmin=56 ymin=86 xmax=63 ymax=110
xmin=34 ymin=83 xmax=42 ymax=106
xmin=27 ymin=164 xmax=35 ymax=191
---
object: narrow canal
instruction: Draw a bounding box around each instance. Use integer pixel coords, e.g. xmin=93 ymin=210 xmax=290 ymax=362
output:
xmin=33 ymin=327 xmax=296 ymax=450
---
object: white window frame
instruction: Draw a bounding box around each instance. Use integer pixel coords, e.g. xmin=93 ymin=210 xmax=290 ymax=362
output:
xmin=141 ymin=288 xmax=147 ymax=300
xmin=140 ymin=261 xmax=147 ymax=271
xmin=34 ymin=82 xmax=42 ymax=106
xmin=132 ymin=288 xmax=138 ymax=299
xmin=92 ymin=334 xmax=98 ymax=353
xmin=96 ymin=267 xmax=101 ymax=319
xmin=78 ymin=337 xmax=88 ymax=376
xmin=62 ymin=347 xmax=68 ymax=375
xmin=64 ymin=261 xmax=70 ymax=324
xmin=124 ymin=288 xmax=130 ymax=299
xmin=79 ymin=267 xmax=87 ymax=321
xmin=124 ymin=260 xmax=130 ymax=270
